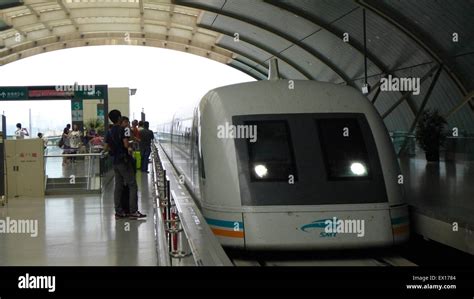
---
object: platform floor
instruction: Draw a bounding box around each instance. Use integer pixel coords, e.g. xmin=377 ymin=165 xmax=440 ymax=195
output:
xmin=0 ymin=171 xmax=157 ymax=266
xmin=400 ymin=154 xmax=474 ymax=254
xmin=400 ymin=155 xmax=474 ymax=227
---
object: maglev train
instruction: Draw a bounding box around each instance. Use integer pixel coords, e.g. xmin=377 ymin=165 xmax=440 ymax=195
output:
xmin=158 ymin=79 xmax=409 ymax=250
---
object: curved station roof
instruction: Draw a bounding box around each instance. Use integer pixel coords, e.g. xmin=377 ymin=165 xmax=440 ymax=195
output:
xmin=1 ymin=0 xmax=473 ymax=132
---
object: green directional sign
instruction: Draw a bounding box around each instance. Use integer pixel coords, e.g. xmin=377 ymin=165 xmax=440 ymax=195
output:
xmin=97 ymin=103 xmax=105 ymax=117
xmin=71 ymin=100 xmax=83 ymax=111
xmin=0 ymin=87 xmax=28 ymax=100
xmin=71 ymin=99 xmax=83 ymax=122
xmin=75 ymin=86 xmax=106 ymax=99
xmin=71 ymin=110 xmax=83 ymax=121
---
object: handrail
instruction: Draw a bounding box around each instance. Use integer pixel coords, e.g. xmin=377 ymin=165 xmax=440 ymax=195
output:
xmin=44 ymin=153 xmax=105 ymax=158
xmin=153 ymin=141 xmax=233 ymax=266
xmin=151 ymin=143 xmax=193 ymax=263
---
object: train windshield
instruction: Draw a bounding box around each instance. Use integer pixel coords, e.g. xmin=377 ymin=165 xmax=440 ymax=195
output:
xmin=317 ymin=118 xmax=371 ymax=180
xmin=233 ymin=113 xmax=387 ymax=206
xmin=245 ymin=120 xmax=297 ymax=181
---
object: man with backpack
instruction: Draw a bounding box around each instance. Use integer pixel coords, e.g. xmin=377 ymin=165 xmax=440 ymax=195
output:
xmin=104 ymin=109 xmax=146 ymax=220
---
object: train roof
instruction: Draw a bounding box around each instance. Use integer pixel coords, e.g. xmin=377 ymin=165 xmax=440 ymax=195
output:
xmin=200 ymin=80 xmax=378 ymax=117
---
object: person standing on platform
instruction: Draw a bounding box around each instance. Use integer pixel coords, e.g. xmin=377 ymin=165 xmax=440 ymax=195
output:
xmin=14 ymin=123 xmax=29 ymax=139
xmin=90 ymin=133 xmax=103 ymax=145
xmin=61 ymin=126 xmax=72 ymax=166
xmin=37 ymin=133 xmax=48 ymax=150
xmin=131 ymin=119 xmax=140 ymax=151
xmin=105 ymin=110 xmax=146 ymax=220
xmin=63 ymin=124 xmax=71 ymax=135
xmin=120 ymin=116 xmax=138 ymax=170
xmin=69 ymin=124 xmax=82 ymax=163
xmin=139 ymin=121 xmax=154 ymax=173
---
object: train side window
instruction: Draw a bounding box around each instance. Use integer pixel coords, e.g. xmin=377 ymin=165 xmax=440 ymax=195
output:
xmin=245 ymin=120 xmax=297 ymax=182
xmin=317 ymin=118 xmax=371 ymax=180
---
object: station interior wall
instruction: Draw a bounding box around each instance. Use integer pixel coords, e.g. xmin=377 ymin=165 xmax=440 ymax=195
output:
xmin=107 ymin=88 xmax=130 ymax=120
xmin=83 ymin=87 xmax=130 ymax=126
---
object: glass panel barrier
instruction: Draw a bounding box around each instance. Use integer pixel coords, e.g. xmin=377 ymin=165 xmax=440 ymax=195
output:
xmin=390 ymin=131 xmax=474 ymax=161
xmin=44 ymin=145 xmax=112 ymax=194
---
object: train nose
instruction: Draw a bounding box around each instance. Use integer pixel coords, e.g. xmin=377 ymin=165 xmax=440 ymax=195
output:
xmin=242 ymin=209 xmax=395 ymax=250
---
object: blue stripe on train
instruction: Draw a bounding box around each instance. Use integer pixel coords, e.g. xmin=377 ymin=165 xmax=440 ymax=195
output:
xmin=205 ymin=217 xmax=244 ymax=229
xmin=391 ymin=216 xmax=409 ymax=225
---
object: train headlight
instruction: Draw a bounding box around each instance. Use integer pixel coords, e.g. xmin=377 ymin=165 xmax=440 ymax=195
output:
xmin=350 ymin=162 xmax=367 ymax=176
xmin=254 ymin=164 xmax=268 ymax=178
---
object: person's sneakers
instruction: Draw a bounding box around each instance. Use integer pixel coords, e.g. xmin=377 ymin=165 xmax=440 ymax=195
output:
xmin=128 ymin=211 xmax=147 ymax=219
xmin=115 ymin=212 xmax=127 ymax=219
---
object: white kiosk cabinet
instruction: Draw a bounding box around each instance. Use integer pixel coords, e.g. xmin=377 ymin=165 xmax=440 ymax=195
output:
xmin=5 ymin=139 xmax=45 ymax=198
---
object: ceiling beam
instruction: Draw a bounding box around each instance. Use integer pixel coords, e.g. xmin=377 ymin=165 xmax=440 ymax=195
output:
xmin=227 ymin=63 xmax=263 ymax=81
xmin=57 ymin=0 xmax=80 ymax=31
xmin=213 ymin=40 xmax=288 ymax=80
xmin=0 ymin=11 xmax=28 ymax=40
xmin=233 ymin=57 xmax=269 ymax=78
xmin=201 ymin=24 xmax=311 ymax=80
xmin=381 ymin=64 xmax=439 ymax=119
xmin=266 ymin=1 xmax=389 ymax=75
xmin=265 ymin=0 xmax=423 ymax=114
xmin=355 ymin=0 xmax=473 ymax=112
xmin=216 ymin=43 xmax=265 ymax=69
xmin=0 ymin=33 xmax=233 ymax=65
xmin=445 ymin=91 xmax=474 ymax=119
xmin=166 ymin=3 xmax=174 ymax=34
xmin=138 ymin=0 xmax=145 ymax=32
xmin=24 ymin=3 xmax=54 ymax=33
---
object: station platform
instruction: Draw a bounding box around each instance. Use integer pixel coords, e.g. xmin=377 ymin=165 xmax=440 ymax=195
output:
xmin=0 ymin=142 xmax=232 ymax=266
xmin=0 ymin=172 xmax=157 ymax=266
xmin=400 ymin=155 xmax=474 ymax=255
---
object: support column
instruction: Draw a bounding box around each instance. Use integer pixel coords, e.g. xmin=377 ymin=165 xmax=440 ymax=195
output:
xmin=103 ymin=87 xmax=109 ymax=131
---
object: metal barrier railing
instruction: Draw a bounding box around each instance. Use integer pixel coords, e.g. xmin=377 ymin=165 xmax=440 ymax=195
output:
xmin=151 ymin=143 xmax=190 ymax=265
xmin=391 ymin=132 xmax=474 ymax=160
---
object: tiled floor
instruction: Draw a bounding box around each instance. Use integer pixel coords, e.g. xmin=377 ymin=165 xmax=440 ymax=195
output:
xmin=0 ymin=170 xmax=157 ymax=266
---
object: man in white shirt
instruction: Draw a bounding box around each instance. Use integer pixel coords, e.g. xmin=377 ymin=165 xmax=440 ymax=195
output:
xmin=67 ymin=124 xmax=82 ymax=164
xmin=14 ymin=123 xmax=29 ymax=139
xmin=69 ymin=124 xmax=82 ymax=150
